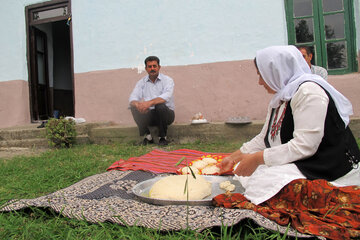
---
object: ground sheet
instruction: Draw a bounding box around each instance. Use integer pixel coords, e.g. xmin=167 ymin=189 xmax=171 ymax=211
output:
xmin=0 ymin=170 xmax=311 ymax=238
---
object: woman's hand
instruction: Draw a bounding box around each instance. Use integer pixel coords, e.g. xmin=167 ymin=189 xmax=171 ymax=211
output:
xmin=218 ymin=150 xmax=243 ymax=175
xmin=233 ymin=151 xmax=264 ymax=176
xmin=218 ymin=156 xmax=236 ymax=175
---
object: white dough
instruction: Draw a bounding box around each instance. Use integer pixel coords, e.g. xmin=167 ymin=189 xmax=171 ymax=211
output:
xmin=181 ymin=166 xmax=200 ymax=175
xmin=202 ymin=165 xmax=220 ymax=175
xmin=220 ymin=180 xmax=235 ymax=192
xmin=202 ymin=158 xmax=218 ymax=164
xmin=219 ymin=180 xmax=231 ymax=189
xmin=192 ymin=160 xmax=208 ymax=170
xmin=225 ymin=184 xmax=236 ymax=192
xmin=149 ymin=175 xmax=212 ymax=200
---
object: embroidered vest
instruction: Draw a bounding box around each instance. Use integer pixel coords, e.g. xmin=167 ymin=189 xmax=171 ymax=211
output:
xmin=265 ymin=88 xmax=360 ymax=181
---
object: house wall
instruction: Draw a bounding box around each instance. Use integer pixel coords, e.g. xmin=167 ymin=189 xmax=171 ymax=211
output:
xmin=71 ymin=0 xmax=287 ymax=124
xmin=0 ymin=80 xmax=30 ymax=128
xmin=71 ymin=0 xmax=287 ymax=73
xmin=0 ymin=0 xmax=359 ymax=128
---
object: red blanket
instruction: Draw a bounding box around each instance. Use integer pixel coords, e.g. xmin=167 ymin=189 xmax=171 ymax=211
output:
xmin=213 ymin=179 xmax=360 ymax=240
xmin=107 ymin=149 xmax=229 ymax=173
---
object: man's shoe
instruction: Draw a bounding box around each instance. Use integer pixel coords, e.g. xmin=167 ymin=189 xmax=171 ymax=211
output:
xmin=158 ymin=137 xmax=168 ymax=146
xmin=141 ymin=138 xmax=154 ymax=145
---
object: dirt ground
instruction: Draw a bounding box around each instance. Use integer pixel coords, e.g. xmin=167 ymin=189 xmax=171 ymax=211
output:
xmin=0 ymin=147 xmax=47 ymax=159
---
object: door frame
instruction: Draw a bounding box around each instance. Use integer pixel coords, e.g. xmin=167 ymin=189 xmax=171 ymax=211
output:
xmin=25 ymin=0 xmax=74 ymax=122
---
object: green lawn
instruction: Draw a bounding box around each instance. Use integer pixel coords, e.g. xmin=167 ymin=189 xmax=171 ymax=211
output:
xmin=0 ymin=142 xmax=298 ymax=239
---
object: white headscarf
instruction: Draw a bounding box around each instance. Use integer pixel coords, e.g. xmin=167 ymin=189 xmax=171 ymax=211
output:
xmin=255 ymin=45 xmax=353 ymax=126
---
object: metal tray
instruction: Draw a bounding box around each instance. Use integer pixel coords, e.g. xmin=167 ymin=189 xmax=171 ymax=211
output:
xmin=225 ymin=116 xmax=252 ymax=125
xmin=132 ymin=175 xmax=244 ymax=206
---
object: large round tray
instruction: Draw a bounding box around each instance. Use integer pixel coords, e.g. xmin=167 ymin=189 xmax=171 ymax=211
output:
xmin=132 ymin=175 xmax=244 ymax=206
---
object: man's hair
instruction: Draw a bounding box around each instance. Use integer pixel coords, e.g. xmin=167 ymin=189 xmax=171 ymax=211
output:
xmin=144 ymin=56 xmax=160 ymax=66
xmin=296 ymin=45 xmax=312 ymax=55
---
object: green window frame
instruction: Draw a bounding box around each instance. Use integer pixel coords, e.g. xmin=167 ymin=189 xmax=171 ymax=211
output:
xmin=285 ymin=0 xmax=358 ymax=75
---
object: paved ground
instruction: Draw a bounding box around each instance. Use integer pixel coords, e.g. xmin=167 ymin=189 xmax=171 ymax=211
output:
xmin=0 ymin=147 xmax=47 ymax=159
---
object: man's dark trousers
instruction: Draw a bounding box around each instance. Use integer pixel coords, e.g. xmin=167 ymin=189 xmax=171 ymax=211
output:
xmin=130 ymin=103 xmax=175 ymax=138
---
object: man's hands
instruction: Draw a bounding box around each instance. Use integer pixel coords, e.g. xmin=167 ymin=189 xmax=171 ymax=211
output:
xmin=133 ymin=101 xmax=152 ymax=113
xmin=131 ymin=97 xmax=166 ymax=113
xmin=218 ymin=150 xmax=264 ymax=176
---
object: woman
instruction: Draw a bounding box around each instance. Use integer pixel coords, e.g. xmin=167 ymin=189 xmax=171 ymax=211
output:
xmin=219 ymin=45 xmax=360 ymax=205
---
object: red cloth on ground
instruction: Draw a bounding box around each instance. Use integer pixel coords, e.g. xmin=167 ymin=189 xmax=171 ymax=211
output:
xmin=107 ymin=149 xmax=230 ymax=174
xmin=213 ymin=178 xmax=360 ymax=240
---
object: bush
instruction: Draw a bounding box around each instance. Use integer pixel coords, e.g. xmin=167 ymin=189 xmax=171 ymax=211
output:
xmin=45 ymin=117 xmax=77 ymax=148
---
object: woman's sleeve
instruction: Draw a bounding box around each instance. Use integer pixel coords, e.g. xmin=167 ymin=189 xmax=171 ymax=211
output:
xmin=240 ymin=105 xmax=272 ymax=153
xmin=263 ymin=82 xmax=329 ymax=166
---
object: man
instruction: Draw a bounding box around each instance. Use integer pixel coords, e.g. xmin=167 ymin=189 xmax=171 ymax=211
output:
xmin=129 ymin=56 xmax=175 ymax=146
xmin=297 ymin=46 xmax=328 ymax=80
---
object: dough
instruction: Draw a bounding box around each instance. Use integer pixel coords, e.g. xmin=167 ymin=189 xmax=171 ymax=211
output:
xmin=219 ymin=180 xmax=231 ymax=189
xmin=149 ymin=175 xmax=212 ymax=200
xmin=192 ymin=160 xmax=208 ymax=170
xmin=181 ymin=166 xmax=200 ymax=175
xmin=220 ymin=180 xmax=235 ymax=192
xmin=202 ymin=165 xmax=220 ymax=175
xmin=202 ymin=157 xmax=218 ymax=164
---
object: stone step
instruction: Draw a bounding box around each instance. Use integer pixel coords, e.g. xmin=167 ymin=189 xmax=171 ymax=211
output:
xmin=89 ymin=122 xmax=265 ymax=145
xmin=0 ymin=122 xmax=111 ymax=141
xmin=0 ymin=135 xmax=90 ymax=148
xmin=1 ymin=118 xmax=360 ymax=149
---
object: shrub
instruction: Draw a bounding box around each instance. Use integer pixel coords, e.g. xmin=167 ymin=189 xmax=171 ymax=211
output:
xmin=45 ymin=117 xmax=77 ymax=148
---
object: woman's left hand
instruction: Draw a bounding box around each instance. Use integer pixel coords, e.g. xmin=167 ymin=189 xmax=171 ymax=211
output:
xmin=233 ymin=151 xmax=264 ymax=176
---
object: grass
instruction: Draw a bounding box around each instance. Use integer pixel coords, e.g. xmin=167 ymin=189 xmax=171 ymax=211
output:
xmin=0 ymin=141 xmax=300 ymax=239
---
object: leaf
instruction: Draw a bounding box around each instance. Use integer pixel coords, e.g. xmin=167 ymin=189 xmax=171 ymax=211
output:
xmin=184 ymin=178 xmax=188 ymax=194
xmin=189 ymin=166 xmax=197 ymax=179
xmin=175 ymin=157 xmax=186 ymax=167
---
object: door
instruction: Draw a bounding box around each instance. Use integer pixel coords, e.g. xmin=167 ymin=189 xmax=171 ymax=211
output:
xmin=26 ymin=0 xmax=74 ymax=122
xmin=29 ymin=27 xmax=52 ymax=120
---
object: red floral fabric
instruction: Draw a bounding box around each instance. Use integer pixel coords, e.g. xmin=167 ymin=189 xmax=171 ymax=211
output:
xmin=213 ymin=179 xmax=360 ymax=239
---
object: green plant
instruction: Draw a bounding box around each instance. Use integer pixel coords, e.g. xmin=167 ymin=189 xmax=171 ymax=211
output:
xmin=45 ymin=117 xmax=77 ymax=148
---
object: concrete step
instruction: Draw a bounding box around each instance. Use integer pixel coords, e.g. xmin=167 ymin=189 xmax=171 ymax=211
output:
xmin=0 ymin=122 xmax=111 ymax=141
xmin=0 ymin=122 xmax=111 ymax=148
xmin=0 ymin=134 xmax=90 ymax=148
xmin=1 ymin=118 xmax=360 ymax=149
xmin=89 ymin=121 xmax=265 ymax=144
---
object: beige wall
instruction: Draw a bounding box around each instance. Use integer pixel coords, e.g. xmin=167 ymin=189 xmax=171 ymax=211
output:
xmin=0 ymin=80 xmax=30 ymax=128
xmin=74 ymin=60 xmax=360 ymax=126
xmin=0 ymin=61 xmax=359 ymax=129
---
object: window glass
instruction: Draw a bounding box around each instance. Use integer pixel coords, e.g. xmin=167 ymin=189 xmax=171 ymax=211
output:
xmin=295 ymin=18 xmax=314 ymax=43
xmin=323 ymin=0 xmax=343 ymax=12
xmin=326 ymin=41 xmax=347 ymax=69
xmin=324 ymin=13 xmax=345 ymax=39
xmin=33 ymin=7 xmax=68 ymax=21
xmin=36 ymin=35 xmax=44 ymax=52
xmin=37 ymin=54 xmax=46 ymax=84
xmin=294 ymin=0 xmax=313 ymax=17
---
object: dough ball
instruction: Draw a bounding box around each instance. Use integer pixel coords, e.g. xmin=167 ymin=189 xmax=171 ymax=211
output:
xmin=220 ymin=180 xmax=235 ymax=192
xmin=181 ymin=166 xmax=200 ymax=175
xmin=202 ymin=157 xmax=218 ymax=165
xmin=192 ymin=160 xmax=208 ymax=170
xmin=149 ymin=175 xmax=212 ymax=200
xmin=219 ymin=180 xmax=231 ymax=189
xmin=225 ymin=184 xmax=236 ymax=192
xmin=202 ymin=165 xmax=220 ymax=175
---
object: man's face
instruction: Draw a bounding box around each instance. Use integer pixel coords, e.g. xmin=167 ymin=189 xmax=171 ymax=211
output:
xmin=299 ymin=48 xmax=312 ymax=68
xmin=145 ymin=60 xmax=160 ymax=78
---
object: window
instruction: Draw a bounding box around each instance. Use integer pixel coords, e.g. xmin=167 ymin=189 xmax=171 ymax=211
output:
xmin=285 ymin=0 xmax=358 ymax=74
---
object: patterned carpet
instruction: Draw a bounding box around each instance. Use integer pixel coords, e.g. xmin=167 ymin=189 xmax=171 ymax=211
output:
xmin=0 ymin=170 xmax=312 ymax=238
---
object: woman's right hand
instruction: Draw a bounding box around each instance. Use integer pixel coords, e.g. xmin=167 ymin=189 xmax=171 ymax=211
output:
xmin=218 ymin=155 xmax=235 ymax=175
